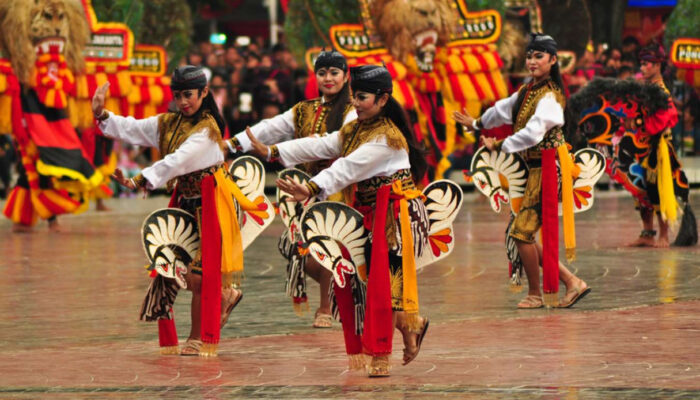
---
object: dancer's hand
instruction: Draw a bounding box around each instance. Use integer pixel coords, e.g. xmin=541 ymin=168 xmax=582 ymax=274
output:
xmin=92 ymin=82 xmax=110 ymax=119
xmin=452 ymin=108 xmax=475 ymax=129
xmin=276 ymin=176 xmax=310 ymax=202
xmin=481 ymin=136 xmax=497 ymax=151
xmin=245 ymin=126 xmax=269 ymax=159
xmin=111 ymin=168 xmax=135 ymax=190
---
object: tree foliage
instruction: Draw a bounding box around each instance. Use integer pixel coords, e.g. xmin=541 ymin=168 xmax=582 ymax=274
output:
xmin=664 ymin=0 xmax=700 ymax=50
xmin=284 ymin=0 xmax=361 ymax=63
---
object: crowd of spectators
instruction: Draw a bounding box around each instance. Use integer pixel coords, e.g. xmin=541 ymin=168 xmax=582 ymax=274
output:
xmin=180 ymin=36 xmax=308 ymax=138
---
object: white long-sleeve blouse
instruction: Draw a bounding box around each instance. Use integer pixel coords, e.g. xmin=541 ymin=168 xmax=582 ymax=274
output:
xmin=276 ymin=132 xmax=410 ymax=200
xmin=99 ymin=111 xmax=224 ymax=189
xmin=480 ymin=90 xmax=564 ymax=153
xmin=232 ymin=101 xmax=358 ymax=152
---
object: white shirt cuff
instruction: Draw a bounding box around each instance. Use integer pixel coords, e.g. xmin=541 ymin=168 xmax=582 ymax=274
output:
xmin=235 ymin=131 xmax=252 ymax=152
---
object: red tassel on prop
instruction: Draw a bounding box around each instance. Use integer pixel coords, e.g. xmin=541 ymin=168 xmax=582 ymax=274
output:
xmin=541 ymin=148 xmax=560 ymax=306
xmin=361 ymin=184 xmax=394 ymax=357
xmin=200 ymin=175 xmax=222 ymax=356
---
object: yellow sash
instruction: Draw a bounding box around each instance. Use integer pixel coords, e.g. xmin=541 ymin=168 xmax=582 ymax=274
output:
xmin=213 ymin=169 xmax=265 ymax=286
xmin=657 ymin=136 xmax=678 ymax=223
xmin=557 ymin=145 xmax=576 ymax=262
xmin=392 ymin=180 xmax=425 ymax=332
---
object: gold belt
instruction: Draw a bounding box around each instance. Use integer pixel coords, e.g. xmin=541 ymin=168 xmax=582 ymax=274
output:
xmin=175 ymin=165 xmax=223 ymax=198
xmin=355 ymin=169 xmax=415 ymax=206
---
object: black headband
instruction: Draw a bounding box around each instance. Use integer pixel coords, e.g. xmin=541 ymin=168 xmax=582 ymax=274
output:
xmin=315 ymin=50 xmax=348 ymax=72
xmin=350 ymin=65 xmax=393 ymax=95
xmin=639 ymin=45 xmax=666 ymax=63
xmin=526 ymin=33 xmax=558 ymax=56
xmin=171 ymin=65 xmax=207 ymax=91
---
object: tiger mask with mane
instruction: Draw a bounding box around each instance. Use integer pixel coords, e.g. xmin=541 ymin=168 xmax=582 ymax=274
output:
xmin=0 ymin=0 xmax=89 ymax=86
xmin=370 ymin=0 xmax=456 ymax=73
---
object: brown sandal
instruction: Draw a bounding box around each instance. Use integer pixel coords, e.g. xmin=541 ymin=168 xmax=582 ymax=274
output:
xmin=221 ymin=287 xmax=243 ymax=327
xmin=517 ymin=295 xmax=544 ymax=309
xmin=557 ymin=284 xmax=591 ymax=308
xmin=180 ymin=339 xmax=203 ymax=356
xmin=402 ymin=318 xmax=429 ymax=366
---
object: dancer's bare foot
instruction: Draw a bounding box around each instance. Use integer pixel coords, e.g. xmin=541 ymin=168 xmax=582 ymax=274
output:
xmin=11 ymin=223 xmax=33 ymax=233
xmin=627 ymin=231 xmax=656 ymax=247
xmin=95 ymin=199 xmax=110 ymax=212
xmin=655 ymin=236 xmax=670 ymax=248
xmin=48 ymin=218 xmax=61 ymax=233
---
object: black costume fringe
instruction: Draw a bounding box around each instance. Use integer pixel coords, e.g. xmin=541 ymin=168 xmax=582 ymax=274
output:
xmin=673 ymin=203 xmax=698 ymax=247
xmin=566 ymin=77 xmax=671 ymax=149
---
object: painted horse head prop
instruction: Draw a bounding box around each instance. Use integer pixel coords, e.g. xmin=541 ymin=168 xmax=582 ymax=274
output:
xmin=468 ymin=145 xmax=606 ymax=290
xmin=141 ymin=156 xmax=273 ymax=286
xmin=466 ymin=147 xmax=528 ymax=213
xmin=299 ymin=180 xmax=463 ymax=287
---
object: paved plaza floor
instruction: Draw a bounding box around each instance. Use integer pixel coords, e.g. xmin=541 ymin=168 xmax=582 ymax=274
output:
xmin=1 ymin=191 xmax=699 ymax=399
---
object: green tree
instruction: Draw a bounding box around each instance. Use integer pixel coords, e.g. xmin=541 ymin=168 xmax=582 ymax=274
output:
xmin=664 ymin=0 xmax=700 ymax=50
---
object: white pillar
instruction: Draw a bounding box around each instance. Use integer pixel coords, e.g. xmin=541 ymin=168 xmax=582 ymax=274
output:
xmin=265 ymin=0 xmax=279 ymax=45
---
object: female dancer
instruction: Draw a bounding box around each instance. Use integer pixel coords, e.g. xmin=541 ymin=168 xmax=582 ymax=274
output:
xmin=247 ymin=64 xmax=430 ymax=377
xmin=92 ymin=65 xmax=249 ymax=356
xmin=228 ymin=50 xmax=357 ymax=328
xmin=454 ymin=34 xmax=589 ymax=309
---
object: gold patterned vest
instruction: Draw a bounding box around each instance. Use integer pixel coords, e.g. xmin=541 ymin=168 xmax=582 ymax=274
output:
xmin=339 ymin=116 xmax=414 ymax=206
xmin=292 ymin=97 xmax=354 ymax=175
xmin=157 ymin=110 xmax=224 ymax=195
xmin=512 ymin=79 xmax=566 ymax=161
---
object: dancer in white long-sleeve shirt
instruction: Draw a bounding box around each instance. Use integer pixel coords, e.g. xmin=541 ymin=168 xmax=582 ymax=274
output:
xmin=229 ymin=50 xmax=357 ymax=327
xmin=92 ymin=66 xmax=255 ymax=356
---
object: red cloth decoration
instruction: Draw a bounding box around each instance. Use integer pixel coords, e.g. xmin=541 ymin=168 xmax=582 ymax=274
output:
xmin=333 ymin=281 xmax=363 ymax=355
xmin=158 ymin=312 xmax=178 ymax=347
xmin=200 ymin=175 xmax=222 ymax=346
xmin=360 ymin=184 xmax=394 ymax=356
xmin=541 ymin=148 xmax=559 ymax=296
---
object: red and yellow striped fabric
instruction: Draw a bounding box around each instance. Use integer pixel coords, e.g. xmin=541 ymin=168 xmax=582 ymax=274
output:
xmin=0 ymin=59 xmax=19 ymax=134
xmin=3 ymin=140 xmax=82 ymax=226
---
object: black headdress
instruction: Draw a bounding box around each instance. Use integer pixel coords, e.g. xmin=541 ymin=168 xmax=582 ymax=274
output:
xmin=170 ymin=65 xmax=207 ymax=91
xmin=314 ymin=50 xmax=348 ymax=72
xmin=350 ymin=65 xmax=393 ymax=95
xmin=526 ymin=33 xmax=558 ymax=56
